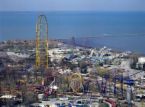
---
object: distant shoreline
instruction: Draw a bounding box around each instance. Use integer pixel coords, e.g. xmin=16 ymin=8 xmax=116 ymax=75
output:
xmin=60 ymin=39 xmax=145 ymax=56
xmin=0 ymin=39 xmax=145 ymax=57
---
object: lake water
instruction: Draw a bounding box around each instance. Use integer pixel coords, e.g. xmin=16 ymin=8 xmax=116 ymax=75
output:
xmin=0 ymin=11 xmax=145 ymax=53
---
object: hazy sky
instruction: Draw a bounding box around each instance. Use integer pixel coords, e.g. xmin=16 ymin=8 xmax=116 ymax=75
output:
xmin=0 ymin=0 xmax=145 ymax=11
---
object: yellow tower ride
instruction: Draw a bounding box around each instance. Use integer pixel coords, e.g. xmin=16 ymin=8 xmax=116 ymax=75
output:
xmin=36 ymin=15 xmax=48 ymax=69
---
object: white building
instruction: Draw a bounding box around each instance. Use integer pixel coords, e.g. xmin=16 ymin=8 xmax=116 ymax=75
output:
xmin=138 ymin=57 xmax=145 ymax=64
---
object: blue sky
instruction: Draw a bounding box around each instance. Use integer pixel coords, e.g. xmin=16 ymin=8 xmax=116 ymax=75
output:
xmin=0 ymin=0 xmax=145 ymax=11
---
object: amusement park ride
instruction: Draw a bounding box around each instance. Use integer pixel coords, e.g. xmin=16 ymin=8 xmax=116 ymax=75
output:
xmin=35 ymin=15 xmax=57 ymax=96
xmin=35 ymin=15 xmax=49 ymax=70
xmin=33 ymin=15 xmax=144 ymax=107
xmin=69 ymin=73 xmax=83 ymax=93
xmin=35 ymin=15 xmax=84 ymax=95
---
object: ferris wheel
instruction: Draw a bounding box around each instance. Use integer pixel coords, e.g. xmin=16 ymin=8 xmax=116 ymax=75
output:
xmin=69 ymin=73 xmax=83 ymax=93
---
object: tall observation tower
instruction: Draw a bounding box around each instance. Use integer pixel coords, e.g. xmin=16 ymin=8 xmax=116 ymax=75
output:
xmin=35 ymin=15 xmax=48 ymax=69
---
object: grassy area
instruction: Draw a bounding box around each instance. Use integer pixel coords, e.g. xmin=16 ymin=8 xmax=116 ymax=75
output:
xmin=99 ymin=103 xmax=109 ymax=107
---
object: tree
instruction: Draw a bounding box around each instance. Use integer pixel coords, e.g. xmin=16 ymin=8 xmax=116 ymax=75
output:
xmin=143 ymin=63 xmax=145 ymax=71
xmin=96 ymin=67 xmax=108 ymax=77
